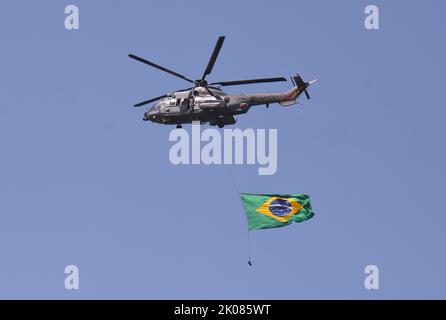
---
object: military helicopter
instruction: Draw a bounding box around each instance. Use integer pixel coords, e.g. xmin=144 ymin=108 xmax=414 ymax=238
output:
xmin=129 ymin=36 xmax=317 ymax=128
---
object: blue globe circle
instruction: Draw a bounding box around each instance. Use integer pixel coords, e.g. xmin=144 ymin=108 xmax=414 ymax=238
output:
xmin=269 ymin=199 xmax=292 ymax=217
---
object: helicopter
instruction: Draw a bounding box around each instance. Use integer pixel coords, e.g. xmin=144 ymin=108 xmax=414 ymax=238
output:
xmin=129 ymin=36 xmax=317 ymax=128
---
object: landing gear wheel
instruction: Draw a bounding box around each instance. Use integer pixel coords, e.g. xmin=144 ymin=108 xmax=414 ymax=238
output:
xmin=218 ymin=123 xmax=224 ymax=128
xmin=176 ymin=124 xmax=182 ymax=129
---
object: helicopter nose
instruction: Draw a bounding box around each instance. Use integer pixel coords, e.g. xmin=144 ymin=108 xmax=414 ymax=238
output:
xmin=143 ymin=112 xmax=157 ymax=122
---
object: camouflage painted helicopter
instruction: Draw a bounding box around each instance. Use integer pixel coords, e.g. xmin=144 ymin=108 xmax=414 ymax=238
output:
xmin=129 ymin=36 xmax=317 ymax=128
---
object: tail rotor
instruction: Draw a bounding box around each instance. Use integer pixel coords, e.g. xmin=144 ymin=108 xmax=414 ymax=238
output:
xmin=291 ymin=74 xmax=317 ymax=100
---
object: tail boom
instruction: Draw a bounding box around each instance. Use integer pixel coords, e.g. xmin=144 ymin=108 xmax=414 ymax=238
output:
xmin=232 ymin=74 xmax=317 ymax=108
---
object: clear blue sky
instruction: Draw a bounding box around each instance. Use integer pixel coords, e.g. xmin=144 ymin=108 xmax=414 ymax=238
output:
xmin=1 ymin=0 xmax=445 ymax=299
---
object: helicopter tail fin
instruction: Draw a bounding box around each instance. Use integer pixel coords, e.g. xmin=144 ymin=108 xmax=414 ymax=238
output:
xmin=280 ymin=74 xmax=317 ymax=106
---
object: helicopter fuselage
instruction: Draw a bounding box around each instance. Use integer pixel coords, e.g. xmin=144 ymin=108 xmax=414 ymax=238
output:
xmin=143 ymin=84 xmax=306 ymax=128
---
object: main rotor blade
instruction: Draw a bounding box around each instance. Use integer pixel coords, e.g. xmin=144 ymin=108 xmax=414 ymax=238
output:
xmin=133 ymin=95 xmax=167 ymax=107
xmin=128 ymin=54 xmax=194 ymax=84
xmin=210 ymin=77 xmax=287 ymax=87
xmin=205 ymin=87 xmax=216 ymax=97
xmin=201 ymin=36 xmax=225 ymax=81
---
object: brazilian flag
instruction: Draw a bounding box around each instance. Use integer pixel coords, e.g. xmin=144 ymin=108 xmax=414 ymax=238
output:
xmin=240 ymin=193 xmax=314 ymax=231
